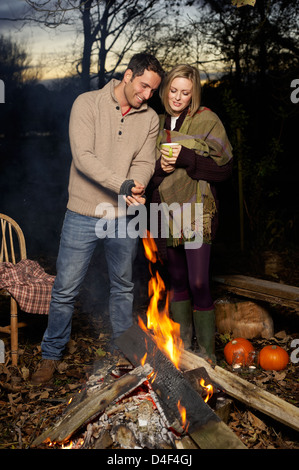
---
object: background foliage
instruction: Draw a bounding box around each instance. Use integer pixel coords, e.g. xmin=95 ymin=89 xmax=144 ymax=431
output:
xmin=0 ymin=0 xmax=298 ymax=256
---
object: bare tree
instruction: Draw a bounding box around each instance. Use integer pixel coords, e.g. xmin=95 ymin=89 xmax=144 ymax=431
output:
xmin=0 ymin=34 xmax=39 ymax=86
xmin=17 ymin=0 xmax=189 ymax=91
xmin=186 ymin=0 xmax=299 ymax=86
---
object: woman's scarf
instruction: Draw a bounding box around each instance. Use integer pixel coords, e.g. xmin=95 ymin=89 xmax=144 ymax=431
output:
xmin=157 ymin=107 xmax=233 ymax=246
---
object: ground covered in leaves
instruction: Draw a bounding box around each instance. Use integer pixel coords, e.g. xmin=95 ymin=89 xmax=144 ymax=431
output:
xmin=0 ymin=247 xmax=298 ymax=450
xmin=0 ymin=305 xmax=298 ymax=450
xmin=0 ymin=308 xmax=111 ymax=449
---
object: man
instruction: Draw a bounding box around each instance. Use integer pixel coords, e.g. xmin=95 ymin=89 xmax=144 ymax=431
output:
xmin=31 ymin=53 xmax=164 ymax=385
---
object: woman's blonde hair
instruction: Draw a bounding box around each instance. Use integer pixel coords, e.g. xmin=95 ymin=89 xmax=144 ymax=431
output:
xmin=159 ymin=64 xmax=201 ymax=117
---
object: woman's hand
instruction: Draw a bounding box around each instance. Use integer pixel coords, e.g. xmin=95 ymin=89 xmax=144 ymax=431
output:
xmin=160 ymin=144 xmax=181 ymax=160
xmin=161 ymin=157 xmax=175 ymax=173
xmin=160 ymin=144 xmax=181 ymax=173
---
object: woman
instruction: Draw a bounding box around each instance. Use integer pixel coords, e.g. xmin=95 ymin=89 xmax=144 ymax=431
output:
xmin=149 ymin=64 xmax=233 ymax=360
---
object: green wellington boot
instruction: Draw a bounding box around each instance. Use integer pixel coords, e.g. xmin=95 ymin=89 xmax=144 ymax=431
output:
xmin=193 ymin=309 xmax=216 ymax=362
xmin=170 ymin=300 xmax=193 ymax=350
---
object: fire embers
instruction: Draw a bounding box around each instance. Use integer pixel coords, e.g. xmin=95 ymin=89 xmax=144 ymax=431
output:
xmin=91 ymin=390 xmax=175 ymax=449
xmin=79 ymin=365 xmax=177 ymax=450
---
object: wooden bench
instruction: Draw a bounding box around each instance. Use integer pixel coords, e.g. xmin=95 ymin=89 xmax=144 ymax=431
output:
xmin=212 ymin=274 xmax=299 ymax=313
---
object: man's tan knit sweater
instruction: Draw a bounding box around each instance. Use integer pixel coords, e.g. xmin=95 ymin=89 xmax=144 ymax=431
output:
xmin=67 ymin=79 xmax=159 ymax=218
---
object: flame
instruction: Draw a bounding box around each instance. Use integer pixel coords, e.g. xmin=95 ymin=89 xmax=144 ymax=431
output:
xmin=61 ymin=438 xmax=85 ymax=449
xmin=199 ymin=378 xmax=213 ymax=403
xmin=61 ymin=441 xmax=73 ymax=449
xmin=46 ymin=438 xmax=84 ymax=449
xmin=141 ymin=232 xmax=190 ymax=432
xmin=140 ymin=352 xmax=147 ymax=366
xmin=142 ymin=232 xmax=158 ymax=264
xmin=177 ymin=400 xmax=186 ymax=425
xmin=141 ymin=232 xmax=183 ymax=369
xmin=177 ymin=400 xmax=189 ymax=431
xmin=147 ymin=370 xmax=157 ymax=384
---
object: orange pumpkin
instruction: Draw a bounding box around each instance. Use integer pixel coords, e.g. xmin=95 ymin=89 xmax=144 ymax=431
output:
xmin=224 ymin=337 xmax=255 ymax=365
xmin=259 ymin=345 xmax=289 ymax=371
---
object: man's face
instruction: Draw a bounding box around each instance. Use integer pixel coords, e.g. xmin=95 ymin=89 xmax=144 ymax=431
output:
xmin=123 ymin=68 xmax=161 ymax=108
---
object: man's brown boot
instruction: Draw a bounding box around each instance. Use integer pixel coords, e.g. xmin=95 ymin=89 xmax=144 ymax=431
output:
xmin=31 ymin=359 xmax=58 ymax=385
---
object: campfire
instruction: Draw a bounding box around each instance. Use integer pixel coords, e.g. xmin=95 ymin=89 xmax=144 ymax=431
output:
xmin=138 ymin=232 xmax=184 ymax=370
xmin=137 ymin=231 xmax=214 ymax=427
xmin=32 ymin=232 xmax=246 ymax=450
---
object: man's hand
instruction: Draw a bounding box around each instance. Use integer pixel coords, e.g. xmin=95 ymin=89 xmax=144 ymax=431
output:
xmin=124 ymin=180 xmax=145 ymax=206
xmin=131 ymin=181 xmax=145 ymax=197
xmin=125 ymin=195 xmax=146 ymax=206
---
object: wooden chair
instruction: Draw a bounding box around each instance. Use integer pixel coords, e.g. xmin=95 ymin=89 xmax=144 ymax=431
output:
xmin=0 ymin=214 xmax=27 ymax=365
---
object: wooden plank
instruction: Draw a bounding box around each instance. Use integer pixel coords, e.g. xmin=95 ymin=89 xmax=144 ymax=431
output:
xmin=31 ymin=363 xmax=153 ymax=447
xmin=213 ymin=275 xmax=299 ymax=312
xmin=213 ymin=274 xmax=299 ymax=300
xmin=179 ymin=349 xmax=299 ymax=432
xmin=216 ymin=285 xmax=299 ymax=311
xmin=116 ymin=325 xmax=246 ymax=449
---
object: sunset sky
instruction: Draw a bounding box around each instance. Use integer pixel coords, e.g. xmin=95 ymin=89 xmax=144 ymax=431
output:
xmin=0 ymin=1 xmax=233 ymax=84
xmin=0 ymin=0 xmax=79 ymax=80
xmin=0 ymin=1 xmax=212 ymax=83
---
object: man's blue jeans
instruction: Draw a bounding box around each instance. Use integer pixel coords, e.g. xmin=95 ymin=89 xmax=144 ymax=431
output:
xmin=41 ymin=210 xmax=139 ymax=360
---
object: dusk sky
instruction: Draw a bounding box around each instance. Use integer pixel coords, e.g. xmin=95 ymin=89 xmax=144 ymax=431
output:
xmin=0 ymin=0 xmax=79 ymax=80
xmin=0 ymin=1 xmax=209 ymax=83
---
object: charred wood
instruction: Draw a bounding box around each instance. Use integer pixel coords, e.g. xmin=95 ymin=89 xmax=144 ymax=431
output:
xmin=116 ymin=324 xmax=246 ymax=449
xmin=31 ymin=363 xmax=152 ymax=447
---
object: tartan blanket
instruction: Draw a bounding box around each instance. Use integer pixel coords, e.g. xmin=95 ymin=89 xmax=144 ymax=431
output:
xmin=0 ymin=259 xmax=55 ymax=314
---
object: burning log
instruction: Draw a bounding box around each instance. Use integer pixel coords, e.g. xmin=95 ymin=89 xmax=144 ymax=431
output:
xmin=115 ymin=324 xmax=246 ymax=449
xmin=31 ymin=363 xmax=153 ymax=447
xmin=179 ymin=349 xmax=299 ymax=433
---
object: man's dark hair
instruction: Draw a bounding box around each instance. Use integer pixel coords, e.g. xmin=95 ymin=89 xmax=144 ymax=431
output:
xmin=127 ymin=53 xmax=164 ymax=80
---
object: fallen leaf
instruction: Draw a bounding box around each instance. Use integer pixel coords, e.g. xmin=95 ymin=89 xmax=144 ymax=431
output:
xmin=68 ymin=383 xmax=80 ymax=390
xmin=96 ymin=347 xmax=106 ymax=358
xmin=246 ymin=411 xmax=267 ymax=431
xmin=21 ymin=367 xmax=30 ymax=381
xmin=232 ymin=0 xmax=256 ymax=6
xmin=28 ymin=391 xmax=42 ymax=400
xmin=57 ymin=361 xmax=68 ymax=373
xmin=67 ymin=339 xmax=77 ymax=354
xmin=272 ymin=371 xmax=287 ymax=382
xmin=275 ymin=330 xmax=287 ymax=339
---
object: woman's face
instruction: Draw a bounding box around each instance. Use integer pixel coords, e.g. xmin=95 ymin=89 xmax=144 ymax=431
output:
xmin=167 ymin=77 xmax=193 ymax=116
